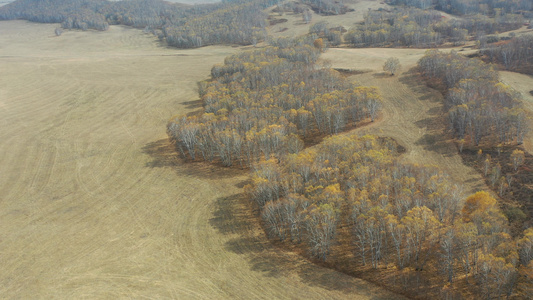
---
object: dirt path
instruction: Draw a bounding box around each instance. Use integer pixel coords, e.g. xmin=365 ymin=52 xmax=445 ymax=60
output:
xmin=0 ymin=21 xmax=401 ymax=299
xmin=322 ymin=48 xmax=487 ymax=195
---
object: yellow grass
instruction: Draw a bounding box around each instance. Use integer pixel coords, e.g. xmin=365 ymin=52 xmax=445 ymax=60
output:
xmin=322 ymin=47 xmax=489 ymax=195
xmin=0 ymin=20 xmax=402 ymax=299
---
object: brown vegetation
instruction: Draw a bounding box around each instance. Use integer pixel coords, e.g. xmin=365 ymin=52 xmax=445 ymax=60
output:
xmin=459 ymin=146 xmax=533 ymax=231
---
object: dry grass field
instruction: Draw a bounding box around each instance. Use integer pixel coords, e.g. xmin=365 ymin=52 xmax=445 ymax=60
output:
xmin=268 ymin=0 xmax=389 ymax=38
xmin=322 ymin=48 xmax=489 ymax=195
xmin=0 ymin=20 xmax=404 ymax=299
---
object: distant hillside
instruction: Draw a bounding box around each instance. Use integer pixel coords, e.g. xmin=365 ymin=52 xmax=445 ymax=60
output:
xmin=0 ymin=0 xmax=272 ymax=48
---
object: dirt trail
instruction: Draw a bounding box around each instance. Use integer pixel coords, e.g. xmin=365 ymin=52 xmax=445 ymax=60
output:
xmin=0 ymin=21 xmax=401 ymax=299
xmin=323 ymin=48 xmax=487 ymax=195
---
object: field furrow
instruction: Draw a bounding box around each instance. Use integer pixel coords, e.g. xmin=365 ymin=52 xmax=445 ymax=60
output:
xmin=0 ymin=20 xmax=400 ymax=299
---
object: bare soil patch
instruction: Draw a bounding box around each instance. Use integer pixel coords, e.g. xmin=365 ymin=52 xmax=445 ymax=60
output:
xmin=0 ymin=20 xmax=400 ymax=299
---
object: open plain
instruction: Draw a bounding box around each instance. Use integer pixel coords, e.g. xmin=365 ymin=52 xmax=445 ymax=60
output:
xmin=0 ymin=20 xmax=404 ymax=299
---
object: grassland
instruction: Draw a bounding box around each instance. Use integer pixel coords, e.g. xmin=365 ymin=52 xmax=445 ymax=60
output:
xmin=2 ymin=0 xmax=533 ymax=297
xmin=321 ymin=48 xmax=488 ymax=195
xmin=0 ymin=20 xmax=403 ymax=299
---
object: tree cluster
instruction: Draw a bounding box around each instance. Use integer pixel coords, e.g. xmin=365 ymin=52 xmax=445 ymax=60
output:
xmin=167 ymin=37 xmax=381 ymax=167
xmin=246 ymin=133 xmax=533 ymax=298
xmin=300 ymin=0 xmax=352 ymax=15
xmin=308 ymin=21 xmax=343 ymax=46
xmin=389 ymin=0 xmax=533 ymax=16
xmin=0 ymin=0 xmax=110 ymax=31
xmin=345 ymin=7 xmax=523 ymax=48
xmin=436 ymin=12 xmax=524 ymax=37
xmin=345 ymin=8 xmax=445 ymax=48
xmin=162 ymin=1 xmax=267 ymax=48
xmin=481 ymin=34 xmax=533 ymax=74
xmin=418 ymin=50 xmax=528 ymax=146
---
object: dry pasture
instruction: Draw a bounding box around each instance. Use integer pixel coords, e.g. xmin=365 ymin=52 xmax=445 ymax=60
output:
xmin=322 ymin=48 xmax=488 ymax=195
xmin=0 ymin=20 xmax=402 ymax=299
xmin=267 ymin=0 xmax=389 ymax=38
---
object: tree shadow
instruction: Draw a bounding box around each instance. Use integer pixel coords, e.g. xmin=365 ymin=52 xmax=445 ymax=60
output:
xmin=397 ymin=69 xmax=458 ymax=157
xmin=142 ymin=140 xmax=404 ymax=296
xmin=414 ymin=133 xmax=452 ymax=155
xmin=297 ymin=263 xmax=396 ymax=299
xmin=141 ymin=138 xmax=246 ymax=180
xmin=334 ymin=68 xmax=372 ymax=77
xmin=142 ymin=138 xmax=180 ymax=168
xmin=208 ymin=192 xmax=404 ymax=297
xmin=180 ymin=99 xmax=203 ymax=110
xmin=209 ymin=194 xmax=256 ymax=235
xmin=372 ymin=72 xmax=391 ymax=79
xmin=398 ymin=68 xmax=442 ymax=102
xmin=208 ymin=192 xmax=295 ymax=278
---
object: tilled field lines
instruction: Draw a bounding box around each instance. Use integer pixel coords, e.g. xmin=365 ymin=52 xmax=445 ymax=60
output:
xmin=0 ymin=21 xmax=402 ymax=299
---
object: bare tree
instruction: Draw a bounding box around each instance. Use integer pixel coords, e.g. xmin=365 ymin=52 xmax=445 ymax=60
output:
xmin=383 ymin=57 xmax=401 ymax=76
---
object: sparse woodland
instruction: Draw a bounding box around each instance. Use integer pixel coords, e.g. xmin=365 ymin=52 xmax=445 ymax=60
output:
xmin=481 ymin=34 xmax=533 ymax=74
xmin=167 ymin=37 xmax=382 ymax=167
xmin=0 ymin=0 xmax=274 ymax=48
xmin=300 ymin=0 xmax=351 ymax=15
xmin=0 ymin=0 xmax=357 ymax=49
xmin=246 ymin=133 xmax=533 ymax=299
xmin=417 ymin=50 xmax=528 ymax=146
xmin=345 ymin=7 xmax=524 ymax=48
xmin=389 ymin=0 xmax=533 ymax=16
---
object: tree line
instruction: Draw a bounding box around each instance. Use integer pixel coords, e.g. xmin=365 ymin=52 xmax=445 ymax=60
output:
xmin=167 ymin=37 xmax=382 ymax=167
xmin=345 ymin=8 xmax=444 ymax=48
xmin=300 ymin=0 xmax=352 ymax=15
xmin=0 ymin=0 xmax=277 ymax=48
xmin=481 ymin=34 xmax=533 ymax=74
xmin=344 ymin=7 xmax=524 ymax=48
xmin=417 ymin=49 xmax=528 ymax=146
xmin=388 ymin=0 xmax=533 ymax=16
xmin=246 ymin=133 xmax=533 ymax=299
